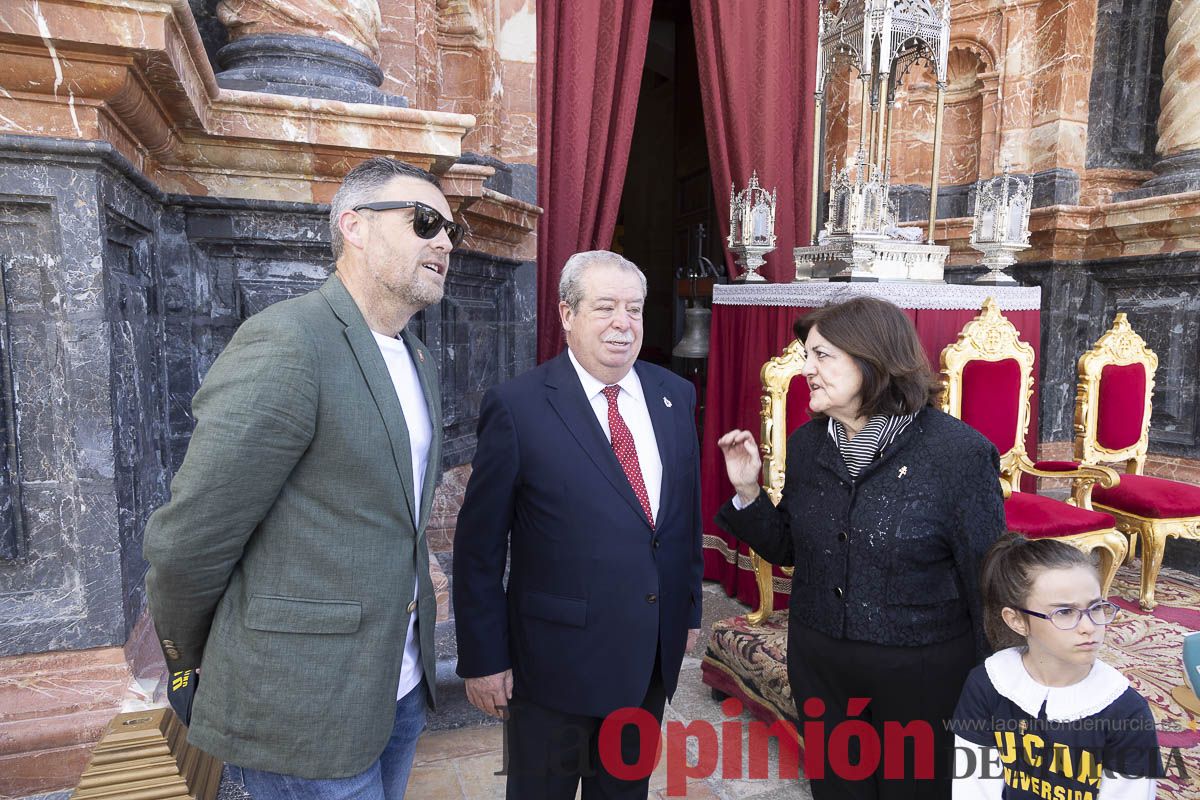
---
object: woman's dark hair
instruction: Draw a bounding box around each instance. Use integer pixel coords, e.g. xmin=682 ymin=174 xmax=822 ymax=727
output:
xmin=980 ymin=533 xmax=1098 ymax=649
xmin=794 ymin=296 xmax=938 ymax=417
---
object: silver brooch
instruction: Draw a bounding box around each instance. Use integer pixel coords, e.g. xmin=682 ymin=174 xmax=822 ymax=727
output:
xmin=663 ymin=397 xmax=673 ymax=408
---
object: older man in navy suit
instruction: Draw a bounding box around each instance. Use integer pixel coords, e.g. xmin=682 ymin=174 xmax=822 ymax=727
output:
xmin=453 ymin=250 xmax=703 ymax=799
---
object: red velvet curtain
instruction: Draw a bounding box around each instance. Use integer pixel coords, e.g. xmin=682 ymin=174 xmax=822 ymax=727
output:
xmin=691 ymin=0 xmax=818 ymax=282
xmin=535 ymin=0 xmax=653 ymax=362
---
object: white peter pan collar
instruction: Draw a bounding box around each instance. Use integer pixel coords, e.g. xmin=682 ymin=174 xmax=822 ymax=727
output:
xmin=984 ymin=647 xmax=1129 ymax=722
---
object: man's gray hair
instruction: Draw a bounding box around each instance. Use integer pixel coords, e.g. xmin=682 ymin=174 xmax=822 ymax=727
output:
xmin=329 ymin=157 xmax=441 ymax=260
xmin=558 ymin=250 xmax=647 ymax=311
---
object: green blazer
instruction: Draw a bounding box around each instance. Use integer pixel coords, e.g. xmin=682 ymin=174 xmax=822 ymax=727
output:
xmin=143 ymin=275 xmax=442 ymax=779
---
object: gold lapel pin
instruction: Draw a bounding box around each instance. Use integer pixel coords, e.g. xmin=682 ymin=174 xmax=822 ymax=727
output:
xmin=417 ymin=350 xmax=425 ymax=363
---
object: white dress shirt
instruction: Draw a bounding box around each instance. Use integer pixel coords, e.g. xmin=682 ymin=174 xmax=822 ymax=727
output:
xmin=372 ymin=331 xmax=432 ymax=701
xmin=567 ymin=349 xmax=662 ymax=523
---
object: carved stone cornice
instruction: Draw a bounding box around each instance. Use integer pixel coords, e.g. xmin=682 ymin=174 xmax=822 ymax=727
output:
xmin=934 ymin=190 xmax=1200 ymax=266
xmin=0 ymin=0 xmax=475 ymax=202
xmin=441 ymin=163 xmax=538 ymax=261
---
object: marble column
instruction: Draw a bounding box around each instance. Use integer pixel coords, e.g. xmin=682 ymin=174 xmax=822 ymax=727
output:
xmin=215 ymin=0 xmax=408 ymax=106
xmin=1141 ymin=0 xmax=1200 ymax=193
xmin=979 ymin=72 xmax=1001 ymax=178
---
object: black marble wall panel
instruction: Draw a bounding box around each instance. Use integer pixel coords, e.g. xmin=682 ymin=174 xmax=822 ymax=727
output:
xmin=514 ymin=260 xmax=538 ymax=378
xmin=187 ymin=0 xmax=228 ymax=69
xmin=0 ymin=151 xmax=131 ymax=654
xmin=167 ymin=198 xmax=332 ymax=471
xmin=890 ymin=183 xmax=974 ymax=222
xmin=890 ymin=169 xmax=1079 ymax=226
xmin=0 ymin=207 xmax=27 ymax=562
xmin=417 ymin=250 xmax=532 ymax=466
xmin=0 ymin=136 xmax=535 ymax=655
xmin=101 ymin=170 xmax=172 ymax=637
xmin=1005 ymin=253 xmax=1200 ymax=457
xmin=509 ymin=164 xmax=539 ymax=207
xmin=0 ymin=296 xmax=17 ymax=561
xmin=166 ymin=198 xmax=535 ymax=470
xmin=1028 ymin=169 xmax=1081 ymax=209
xmin=1085 ymin=0 xmax=1171 ymax=170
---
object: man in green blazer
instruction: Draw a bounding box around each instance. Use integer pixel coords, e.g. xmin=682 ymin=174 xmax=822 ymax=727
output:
xmin=144 ymin=157 xmax=463 ymax=799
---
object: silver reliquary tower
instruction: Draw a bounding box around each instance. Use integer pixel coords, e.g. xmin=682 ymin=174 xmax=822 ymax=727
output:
xmin=794 ymin=0 xmax=953 ymax=282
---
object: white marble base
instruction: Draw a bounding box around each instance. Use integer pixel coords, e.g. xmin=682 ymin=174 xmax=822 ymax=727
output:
xmin=714 ymin=281 xmax=1042 ymax=311
xmin=794 ymin=235 xmax=949 ymax=282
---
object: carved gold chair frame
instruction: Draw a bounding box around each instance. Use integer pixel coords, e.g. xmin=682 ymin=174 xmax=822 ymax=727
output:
xmin=1074 ymin=313 xmax=1157 ymax=487
xmin=939 ymin=299 xmax=1127 ymax=595
xmin=1073 ymin=314 xmax=1200 ymax=609
xmin=747 ymin=339 xmax=804 ymax=625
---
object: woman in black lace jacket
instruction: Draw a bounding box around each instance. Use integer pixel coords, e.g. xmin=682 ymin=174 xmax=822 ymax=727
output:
xmin=716 ymin=296 xmax=1006 ymax=800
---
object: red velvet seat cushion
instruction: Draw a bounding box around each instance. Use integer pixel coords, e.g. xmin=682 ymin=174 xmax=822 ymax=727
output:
xmin=1004 ymin=493 xmax=1116 ymax=538
xmin=1092 ymin=474 xmax=1200 ymax=519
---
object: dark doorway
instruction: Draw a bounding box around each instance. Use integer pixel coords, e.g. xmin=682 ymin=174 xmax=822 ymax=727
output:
xmin=613 ymin=0 xmax=723 ymax=367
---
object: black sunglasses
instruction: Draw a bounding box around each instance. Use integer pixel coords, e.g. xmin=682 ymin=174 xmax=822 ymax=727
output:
xmin=352 ymin=201 xmax=466 ymax=247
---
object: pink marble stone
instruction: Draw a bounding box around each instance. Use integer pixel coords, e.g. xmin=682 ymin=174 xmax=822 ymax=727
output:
xmin=428 ymin=463 xmax=471 ymax=554
xmin=0 ymin=0 xmax=479 ymax=203
xmin=218 ymin=0 xmax=382 ymax=59
xmin=0 ymin=647 xmax=135 ymax=796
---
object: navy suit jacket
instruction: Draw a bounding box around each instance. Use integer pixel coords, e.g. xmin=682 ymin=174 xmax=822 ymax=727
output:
xmin=453 ymin=351 xmax=704 ymax=717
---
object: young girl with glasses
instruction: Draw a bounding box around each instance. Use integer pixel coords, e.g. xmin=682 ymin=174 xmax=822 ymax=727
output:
xmin=950 ymin=534 xmax=1162 ymax=799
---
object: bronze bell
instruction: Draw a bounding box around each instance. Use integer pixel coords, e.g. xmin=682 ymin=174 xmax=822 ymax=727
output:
xmin=672 ymin=306 xmax=711 ymax=359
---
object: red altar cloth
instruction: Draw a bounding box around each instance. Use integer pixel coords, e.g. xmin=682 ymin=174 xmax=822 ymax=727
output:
xmin=700 ymin=283 xmax=1043 ymax=611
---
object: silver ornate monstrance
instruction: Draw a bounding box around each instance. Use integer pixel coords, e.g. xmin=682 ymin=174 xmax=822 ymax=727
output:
xmin=728 ymin=172 xmax=778 ymax=283
xmin=794 ymin=0 xmax=952 ymax=282
xmin=970 ymin=166 xmax=1033 ymax=285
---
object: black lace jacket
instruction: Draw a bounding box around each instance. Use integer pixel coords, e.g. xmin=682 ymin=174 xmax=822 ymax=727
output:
xmin=716 ymin=407 xmax=1006 ymax=657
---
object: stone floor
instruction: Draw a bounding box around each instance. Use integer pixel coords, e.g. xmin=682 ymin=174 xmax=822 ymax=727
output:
xmin=28 ymin=540 xmax=1200 ymax=799
xmin=400 ymin=666 xmax=810 ymax=799
xmin=210 ymin=575 xmax=811 ymax=799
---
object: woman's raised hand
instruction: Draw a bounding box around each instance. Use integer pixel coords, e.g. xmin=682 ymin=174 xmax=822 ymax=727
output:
xmin=717 ymin=429 xmax=762 ymax=505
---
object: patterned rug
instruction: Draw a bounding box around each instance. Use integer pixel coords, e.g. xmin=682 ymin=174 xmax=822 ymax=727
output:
xmin=701 ymin=563 xmax=1200 ymax=798
xmin=1106 ymin=565 xmax=1200 ymax=798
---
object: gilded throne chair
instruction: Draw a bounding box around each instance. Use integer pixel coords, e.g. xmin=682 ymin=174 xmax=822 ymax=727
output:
xmin=1064 ymin=314 xmax=1200 ymax=610
xmin=700 ymin=338 xmax=806 ymax=726
xmin=939 ymin=299 xmax=1128 ymax=596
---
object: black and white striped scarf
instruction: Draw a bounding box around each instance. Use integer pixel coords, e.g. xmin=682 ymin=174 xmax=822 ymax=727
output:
xmin=828 ymin=413 xmax=916 ymax=479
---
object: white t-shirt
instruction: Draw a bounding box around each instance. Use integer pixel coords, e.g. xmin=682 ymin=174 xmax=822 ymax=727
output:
xmin=372 ymin=331 xmax=433 ymax=701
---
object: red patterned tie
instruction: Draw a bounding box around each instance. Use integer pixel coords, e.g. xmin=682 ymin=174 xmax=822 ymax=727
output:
xmin=602 ymin=385 xmax=654 ymax=528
